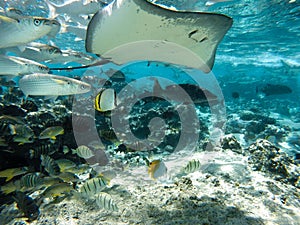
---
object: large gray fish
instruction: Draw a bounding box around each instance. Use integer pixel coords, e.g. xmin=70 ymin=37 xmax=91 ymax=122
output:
xmin=19 ymin=73 xmax=91 ymax=97
xmin=0 ymin=15 xmax=60 ymax=48
xmin=86 ymin=0 xmax=233 ymax=72
xmin=0 ymin=55 xmax=49 ymax=76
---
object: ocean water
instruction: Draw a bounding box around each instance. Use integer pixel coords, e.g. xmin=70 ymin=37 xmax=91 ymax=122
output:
xmin=0 ymin=0 xmax=299 ymax=224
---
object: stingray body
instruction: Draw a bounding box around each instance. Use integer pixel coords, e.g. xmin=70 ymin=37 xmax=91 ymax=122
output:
xmin=86 ymin=0 xmax=232 ymax=72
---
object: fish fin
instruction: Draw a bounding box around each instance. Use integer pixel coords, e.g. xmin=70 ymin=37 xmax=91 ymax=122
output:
xmin=44 ymin=95 xmax=58 ymax=101
xmin=86 ymin=0 xmax=232 ymax=72
xmin=0 ymin=15 xmax=18 ymax=23
xmin=50 ymin=136 xmax=56 ymax=140
xmin=5 ymin=176 xmax=13 ymax=182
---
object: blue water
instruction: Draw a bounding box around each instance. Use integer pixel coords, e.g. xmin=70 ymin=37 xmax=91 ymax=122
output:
xmin=0 ymin=0 xmax=299 ymax=223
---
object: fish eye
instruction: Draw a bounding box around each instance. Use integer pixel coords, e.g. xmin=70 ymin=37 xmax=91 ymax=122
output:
xmin=80 ymin=84 xmax=86 ymax=90
xmin=34 ymin=19 xmax=41 ymax=26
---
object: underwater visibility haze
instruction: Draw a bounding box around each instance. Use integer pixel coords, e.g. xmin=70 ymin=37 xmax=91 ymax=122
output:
xmin=0 ymin=0 xmax=299 ymax=224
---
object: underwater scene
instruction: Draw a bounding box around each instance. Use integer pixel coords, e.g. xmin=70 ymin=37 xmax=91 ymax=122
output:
xmin=0 ymin=0 xmax=299 ymax=224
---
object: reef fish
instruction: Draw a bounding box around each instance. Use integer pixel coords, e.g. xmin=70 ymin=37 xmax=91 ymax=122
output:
xmin=0 ymin=166 xmax=28 ymax=182
xmin=0 ymin=15 xmax=60 ymax=48
xmin=18 ymin=73 xmax=91 ymax=97
xmin=257 ymin=84 xmax=292 ymax=96
xmin=94 ymin=88 xmax=117 ymax=112
xmin=183 ymin=159 xmax=201 ymax=174
xmin=86 ymin=0 xmax=233 ymax=72
xmin=39 ymin=126 xmax=64 ymax=140
xmin=148 ymin=159 xmax=167 ymax=180
xmin=72 ymin=145 xmax=95 ymax=159
xmin=95 ymin=192 xmax=119 ymax=211
xmin=80 ymin=177 xmax=108 ymax=198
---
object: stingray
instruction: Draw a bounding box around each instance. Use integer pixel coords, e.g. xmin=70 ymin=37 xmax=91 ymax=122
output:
xmin=85 ymin=0 xmax=233 ymax=73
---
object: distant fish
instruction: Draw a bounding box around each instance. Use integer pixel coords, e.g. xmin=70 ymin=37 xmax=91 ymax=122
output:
xmin=95 ymin=192 xmax=118 ymax=211
xmin=29 ymin=143 xmax=58 ymax=158
xmin=0 ymin=55 xmax=49 ymax=76
xmin=55 ymin=158 xmax=77 ymax=172
xmin=13 ymin=191 xmax=40 ymax=221
xmin=39 ymin=126 xmax=64 ymax=140
xmin=182 ymin=159 xmax=201 ymax=174
xmin=72 ymin=145 xmax=95 ymax=159
xmin=94 ymin=88 xmax=117 ymax=112
xmin=148 ymin=159 xmax=167 ymax=180
xmin=0 ymin=15 xmax=60 ymax=48
xmin=18 ymin=73 xmax=91 ymax=98
xmin=11 ymin=124 xmax=35 ymax=144
xmin=257 ymin=84 xmax=292 ymax=96
xmin=40 ymin=182 xmax=73 ymax=199
xmin=0 ymin=166 xmax=28 ymax=182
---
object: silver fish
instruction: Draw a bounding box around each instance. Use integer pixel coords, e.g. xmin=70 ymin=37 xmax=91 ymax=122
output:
xmin=0 ymin=55 xmax=49 ymax=76
xmin=95 ymin=192 xmax=118 ymax=211
xmin=11 ymin=42 xmax=63 ymax=62
xmin=0 ymin=15 xmax=60 ymax=48
xmin=18 ymin=73 xmax=91 ymax=97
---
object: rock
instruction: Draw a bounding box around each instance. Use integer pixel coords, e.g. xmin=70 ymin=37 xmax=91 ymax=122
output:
xmin=247 ymin=139 xmax=300 ymax=186
xmin=221 ymin=134 xmax=242 ymax=154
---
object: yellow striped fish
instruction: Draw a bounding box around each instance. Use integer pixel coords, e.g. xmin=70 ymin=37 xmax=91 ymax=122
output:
xmin=95 ymin=192 xmax=118 ymax=212
xmin=94 ymin=88 xmax=117 ymax=112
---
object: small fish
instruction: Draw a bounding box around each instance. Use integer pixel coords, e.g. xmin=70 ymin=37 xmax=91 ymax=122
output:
xmin=258 ymin=84 xmax=292 ymax=96
xmin=20 ymin=173 xmax=43 ymax=190
xmin=0 ymin=115 xmax=25 ymax=124
xmin=40 ymin=182 xmax=73 ymax=199
xmin=19 ymin=73 xmax=91 ymax=98
xmin=0 ymin=55 xmax=49 ymax=76
xmin=58 ymin=172 xmax=80 ymax=182
xmin=0 ymin=121 xmax=15 ymax=137
xmin=13 ymin=191 xmax=40 ymax=221
xmin=72 ymin=145 xmax=95 ymax=159
xmin=9 ymin=42 xmax=63 ymax=63
xmin=29 ymin=143 xmax=58 ymax=159
xmin=11 ymin=124 xmax=35 ymax=144
xmin=80 ymin=177 xmax=108 ymax=198
xmin=148 ymin=159 xmax=167 ymax=180
xmin=183 ymin=159 xmax=201 ymax=174
xmin=39 ymin=126 xmax=64 ymax=140
xmin=56 ymin=158 xmax=77 ymax=172
xmin=41 ymin=155 xmax=61 ymax=176
xmin=0 ymin=179 xmax=21 ymax=194
xmin=0 ymin=166 xmax=28 ymax=182
xmin=94 ymin=88 xmax=117 ymax=112
xmin=95 ymin=192 xmax=118 ymax=211
xmin=0 ymin=15 xmax=60 ymax=49
xmin=59 ymin=49 xmax=99 ymax=65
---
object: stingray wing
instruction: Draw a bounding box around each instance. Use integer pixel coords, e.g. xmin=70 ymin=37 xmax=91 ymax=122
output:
xmin=86 ymin=0 xmax=232 ymax=72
